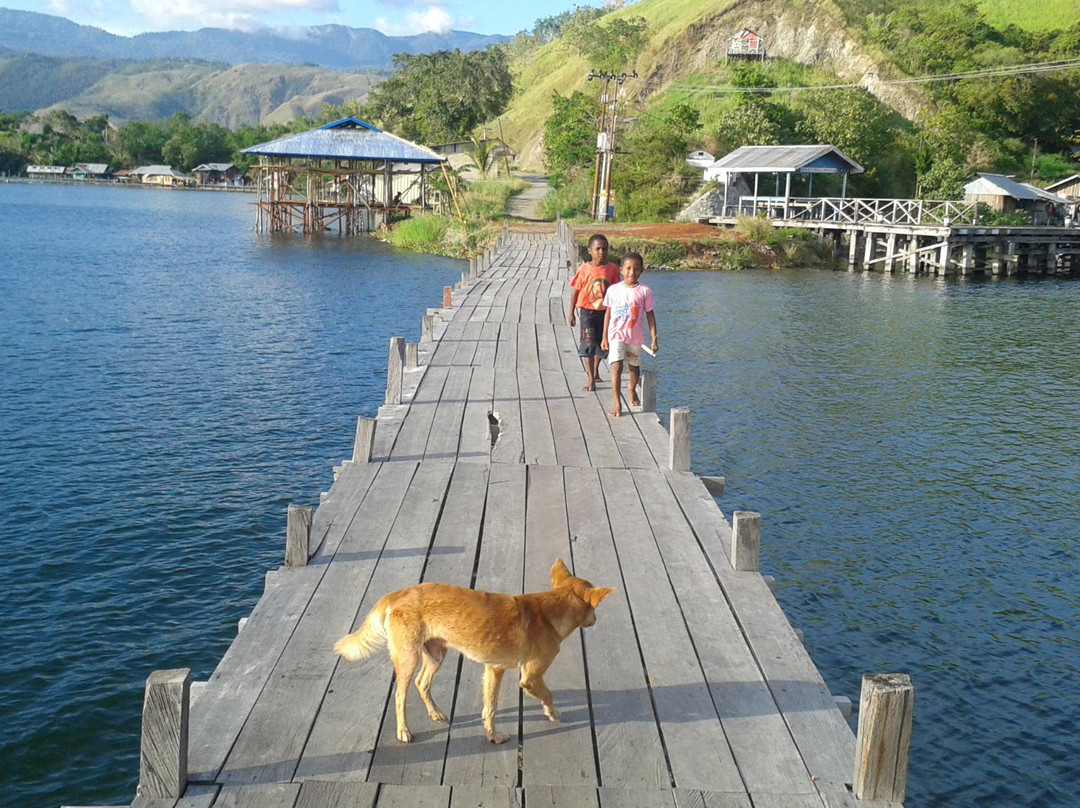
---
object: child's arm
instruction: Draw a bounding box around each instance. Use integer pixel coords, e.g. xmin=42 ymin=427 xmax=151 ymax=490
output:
xmin=601 ymin=306 xmax=611 ymax=352
xmin=568 ymin=288 xmax=579 ymax=326
xmin=647 ymin=310 xmax=658 ymax=354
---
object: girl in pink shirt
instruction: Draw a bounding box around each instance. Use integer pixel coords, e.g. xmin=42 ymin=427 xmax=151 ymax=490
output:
xmin=601 ymin=252 xmax=658 ymax=417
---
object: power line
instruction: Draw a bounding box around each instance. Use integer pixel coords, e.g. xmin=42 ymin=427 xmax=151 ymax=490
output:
xmin=681 ymin=56 xmax=1080 ymax=96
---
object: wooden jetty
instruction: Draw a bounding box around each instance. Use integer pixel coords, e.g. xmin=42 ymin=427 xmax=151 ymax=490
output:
xmin=80 ymin=224 xmax=913 ymax=808
xmin=709 ymin=196 xmax=1080 ymax=275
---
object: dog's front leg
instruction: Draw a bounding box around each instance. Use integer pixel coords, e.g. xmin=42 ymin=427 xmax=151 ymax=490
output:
xmin=482 ymin=665 xmax=509 ymax=744
xmin=520 ymin=662 xmax=559 ymax=723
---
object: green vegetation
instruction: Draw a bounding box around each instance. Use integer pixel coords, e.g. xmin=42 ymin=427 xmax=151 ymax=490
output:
xmin=361 ymin=48 xmax=512 ymax=143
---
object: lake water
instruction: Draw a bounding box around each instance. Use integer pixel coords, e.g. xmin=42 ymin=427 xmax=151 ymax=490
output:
xmin=2 ymin=184 xmax=1077 ymax=807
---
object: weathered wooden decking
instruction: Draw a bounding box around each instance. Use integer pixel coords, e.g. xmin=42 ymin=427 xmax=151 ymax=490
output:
xmin=132 ymin=232 xmax=876 ymax=808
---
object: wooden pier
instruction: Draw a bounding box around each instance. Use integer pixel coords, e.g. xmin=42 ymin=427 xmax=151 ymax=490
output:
xmin=709 ymin=197 xmax=1080 ymax=275
xmin=88 ymin=226 xmax=912 ymax=808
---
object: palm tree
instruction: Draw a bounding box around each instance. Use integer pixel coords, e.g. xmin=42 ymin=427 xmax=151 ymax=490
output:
xmin=466 ymin=136 xmax=497 ymax=179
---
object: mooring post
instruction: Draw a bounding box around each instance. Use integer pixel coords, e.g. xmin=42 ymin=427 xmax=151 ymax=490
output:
xmin=386 ymin=336 xmax=405 ymax=405
xmin=640 ymin=369 xmax=656 ymax=413
xmin=461 ymin=270 xmax=469 ymax=288
xmin=442 ymin=286 xmax=452 ymax=308
xmin=469 ymin=256 xmax=478 ymax=279
xmin=138 ymin=668 xmax=190 ymax=799
xmin=405 ymin=342 xmax=418 ymax=370
xmin=353 ymin=416 xmax=376 ymax=463
xmin=853 ymin=673 xmax=914 ymax=803
xmin=668 ymin=407 xmax=690 ymax=471
xmin=731 ymin=511 xmax=761 ymax=571
xmin=421 ymin=314 xmax=435 ymax=343
xmin=285 ymin=504 xmax=311 ymax=567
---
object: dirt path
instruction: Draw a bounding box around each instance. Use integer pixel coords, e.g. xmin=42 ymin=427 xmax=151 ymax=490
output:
xmin=506 ymin=174 xmax=549 ymax=221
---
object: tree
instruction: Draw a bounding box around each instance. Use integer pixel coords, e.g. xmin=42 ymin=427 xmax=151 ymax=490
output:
xmin=362 ymin=48 xmax=513 ymax=144
xmin=795 ymin=88 xmax=894 ymax=169
xmin=466 ymin=136 xmax=497 ymax=178
xmin=586 ymin=16 xmax=649 ymax=72
xmin=542 ymin=90 xmax=599 ymax=187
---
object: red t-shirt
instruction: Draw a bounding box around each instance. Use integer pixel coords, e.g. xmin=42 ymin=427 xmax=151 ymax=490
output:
xmin=570 ymin=262 xmax=621 ymax=310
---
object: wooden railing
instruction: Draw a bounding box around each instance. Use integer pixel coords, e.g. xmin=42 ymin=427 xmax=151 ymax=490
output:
xmin=727 ymin=196 xmax=980 ymax=226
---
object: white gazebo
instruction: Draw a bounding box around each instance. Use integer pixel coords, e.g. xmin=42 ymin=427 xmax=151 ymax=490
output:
xmin=705 ymin=144 xmax=864 ymax=217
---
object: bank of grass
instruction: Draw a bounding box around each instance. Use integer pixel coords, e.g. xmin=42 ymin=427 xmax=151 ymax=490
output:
xmin=379 ymin=177 xmax=528 ymax=257
xmin=598 ymin=216 xmax=835 ymax=271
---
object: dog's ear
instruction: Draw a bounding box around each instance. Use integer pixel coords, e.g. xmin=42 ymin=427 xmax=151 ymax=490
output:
xmin=584 ymin=587 xmax=616 ymax=607
xmin=550 ymin=557 xmax=571 ymax=585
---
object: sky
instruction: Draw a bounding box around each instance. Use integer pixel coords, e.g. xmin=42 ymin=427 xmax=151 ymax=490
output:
xmin=2 ymin=0 xmax=597 ymax=37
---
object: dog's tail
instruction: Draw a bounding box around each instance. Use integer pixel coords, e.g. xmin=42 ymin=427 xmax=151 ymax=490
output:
xmin=333 ymin=599 xmax=389 ymax=662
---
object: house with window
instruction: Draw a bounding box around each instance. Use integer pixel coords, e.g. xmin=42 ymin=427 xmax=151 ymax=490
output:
xmin=727 ymin=28 xmax=766 ymax=61
xmin=192 ymin=163 xmax=241 ymax=186
xmin=1045 ymin=174 xmax=1080 ymax=202
xmin=71 ymin=163 xmax=111 ymax=181
xmin=26 ymin=165 xmax=67 ymax=180
xmin=131 ymin=165 xmax=192 ymax=187
xmin=963 ymin=173 xmax=1070 ymax=225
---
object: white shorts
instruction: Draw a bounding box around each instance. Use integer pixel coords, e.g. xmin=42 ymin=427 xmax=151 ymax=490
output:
xmin=608 ymin=340 xmax=641 ymax=367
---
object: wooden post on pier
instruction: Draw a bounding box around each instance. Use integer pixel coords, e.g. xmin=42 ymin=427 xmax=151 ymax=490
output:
xmin=669 ymin=407 xmax=690 ymax=471
xmin=443 ymin=286 xmax=452 ymax=308
xmin=854 ymin=673 xmax=914 ymax=803
xmin=731 ymin=511 xmax=761 ymax=571
xmin=386 ymin=337 xmax=405 ymax=405
xmin=138 ymin=668 xmax=190 ymax=799
xmin=285 ymin=504 xmax=311 ymax=566
xmin=421 ymin=314 xmax=435 ymax=343
xmin=406 ymin=342 xmax=418 ymax=370
xmin=469 ymin=257 xmax=478 ymax=279
xmin=640 ymin=369 xmax=656 ymax=413
xmin=353 ymin=416 xmax=376 ymax=463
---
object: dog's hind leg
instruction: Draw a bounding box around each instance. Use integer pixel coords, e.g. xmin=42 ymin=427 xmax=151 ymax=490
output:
xmin=387 ymin=624 xmax=422 ymax=743
xmin=482 ymin=665 xmax=509 ymax=744
xmin=415 ymin=639 xmax=448 ymax=723
xmin=520 ymin=660 xmax=559 ymax=723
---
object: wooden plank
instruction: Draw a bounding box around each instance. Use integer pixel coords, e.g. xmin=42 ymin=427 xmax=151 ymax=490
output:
xmin=672 ymin=791 xmax=753 ymax=808
xmin=521 ymin=465 xmax=596 ymax=787
xmin=597 ymin=787 xmax=676 ymax=808
xmin=442 ymin=463 xmax=525 ymax=787
xmin=536 ymin=324 xmax=561 ymax=371
xmin=459 ymin=366 xmax=494 ymax=463
xmin=661 ymin=471 xmax=733 ymax=569
xmin=539 ymin=368 xmax=590 ymax=469
xmin=564 ymin=467 xmax=669 ymax=790
xmin=217 ymin=462 xmax=419 ymax=785
xmin=389 ymin=365 xmax=450 ymax=461
xmin=294 ymin=462 xmax=453 ymax=782
xmin=523 ymin=786 xmax=599 ymax=808
xmin=598 ymin=468 xmax=743 ymax=792
xmin=502 ymin=277 xmax=528 ymax=324
xmin=213 ymin=784 xmax=300 ymax=808
xmin=294 ymin=781 xmax=378 ymax=808
xmin=609 ymin=410 xmax=659 ymax=470
xmin=472 ymin=322 xmax=500 ymax=368
xmin=518 ymin=279 xmax=539 ymax=324
xmin=447 ymin=786 xmax=521 ymax=808
xmin=424 ymin=366 xmax=473 ymax=461
xmin=516 ymin=324 xmax=557 ymax=466
xmin=490 ymin=364 xmax=523 ymax=465
xmin=373 ymin=785 xmax=450 ymax=808
xmin=634 ymin=468 xmax=814 ymax=796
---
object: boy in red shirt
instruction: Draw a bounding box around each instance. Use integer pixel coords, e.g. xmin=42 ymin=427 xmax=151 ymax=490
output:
xmin=568 ymin=234 xmax=622 ymax=392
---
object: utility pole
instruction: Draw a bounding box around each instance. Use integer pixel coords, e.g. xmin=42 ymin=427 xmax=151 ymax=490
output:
xmin=588 ymin=68 xmax=637 ymax=222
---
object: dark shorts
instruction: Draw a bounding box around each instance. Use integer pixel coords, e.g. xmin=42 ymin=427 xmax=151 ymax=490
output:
xmin=577 ymin=307 xmax=605 ymax=357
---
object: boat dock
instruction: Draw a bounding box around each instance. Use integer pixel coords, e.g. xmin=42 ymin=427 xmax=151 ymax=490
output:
xmin=82 ymin=226 xmax=912 ymax=808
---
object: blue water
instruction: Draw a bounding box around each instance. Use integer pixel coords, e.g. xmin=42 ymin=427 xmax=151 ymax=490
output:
xmin=1 ymin=185 xmax=1078 ymax=807
xmin=0 ymin=184 xmax=463 ymax=807
xmin=648 ymin=269 xmax=1080 ymax=807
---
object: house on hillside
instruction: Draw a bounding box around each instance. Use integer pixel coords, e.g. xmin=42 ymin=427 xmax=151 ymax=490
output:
xmin=727 ymin=29 xmax=766 ymax=61
xmin=1045 ymin=174 xmax=1080 ymax=202
xmin=963 ymin=173 xmax=1070 ymax=225
xmin=26 ymin=165 xmax=67 ymax=180
xmin=71 ymin=163 xmax=111 ymax=181
xmin=131 ymin=165 xmax=192 ymax=187
xmin=192 ymin=163 xmax=241 ymax=186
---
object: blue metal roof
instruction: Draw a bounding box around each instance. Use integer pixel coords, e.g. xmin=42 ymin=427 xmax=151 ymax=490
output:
xmin=243 ymin=117 xmax=447 ymax=164
xmin=711 ymin=145 xmax=863 ymax=174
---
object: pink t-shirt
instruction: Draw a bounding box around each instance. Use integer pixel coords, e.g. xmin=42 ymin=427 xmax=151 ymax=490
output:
xmin=602 ymin=281 xmax=655 ymax=345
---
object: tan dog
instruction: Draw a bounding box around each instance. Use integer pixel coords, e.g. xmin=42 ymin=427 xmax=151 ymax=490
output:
xmin=333 ymin=558 xmax=615 ymax=744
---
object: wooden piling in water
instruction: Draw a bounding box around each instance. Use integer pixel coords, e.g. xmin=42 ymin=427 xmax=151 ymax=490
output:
xmin=285 ymin=504 xmax=311 ymax=566
xmin=386 ymin=337 xmax=405 ymax=405
xmin=668 ymin=407 xmax=690 ymax=471
xmin=353 ymin=416 xmax=376 ymax=463
xmin=138 ymin=668 xmax=190 ymax=799
xmin=854 ymin=673 xmax=914 ymax=803
xmin=731 ymin=511 xmax=761 ymax=572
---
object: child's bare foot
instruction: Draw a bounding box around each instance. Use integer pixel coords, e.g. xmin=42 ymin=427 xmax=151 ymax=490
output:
xmin=629 ymin=395 xmax=640 ymax=407
xmin=608 ymin=407 xmax=621 ymax=417
xmin=583 ymin=383 xmax=595 ymax=392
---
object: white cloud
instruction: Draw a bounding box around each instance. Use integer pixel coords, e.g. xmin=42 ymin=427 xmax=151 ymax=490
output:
xmin=129 ymin=0 xmax=339 ymax=31
xmin=374 ymin=5 xmax=456 ymax=36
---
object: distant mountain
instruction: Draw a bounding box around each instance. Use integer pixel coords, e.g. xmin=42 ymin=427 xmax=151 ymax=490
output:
xmin=0 ymin=8 xmax=509 ymax=70
xmin=0 ymin=52 xmax=384 ymax=126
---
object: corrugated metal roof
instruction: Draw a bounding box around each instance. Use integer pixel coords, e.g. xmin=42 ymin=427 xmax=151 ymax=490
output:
xmin=193 ymin=163 xmax=235 ymax=171
xmin=964 ymin=173 xmax=1043 ymax=201
xmin=243 ymin=117 xmax=446 ymax=164
xmin=1045 ymin=174 xmax=1080 ymax=192
xmin=1021 ymin=182 xmax=1070 ymax=204
xmin=709 ymin=144 xmax=863 ymax=174
xmin=74 ymin=163 xmax=110 ymax=173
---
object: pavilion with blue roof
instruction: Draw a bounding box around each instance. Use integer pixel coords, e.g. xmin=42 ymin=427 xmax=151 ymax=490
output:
xmin=242 ymin=117 xmax=449 ymax=234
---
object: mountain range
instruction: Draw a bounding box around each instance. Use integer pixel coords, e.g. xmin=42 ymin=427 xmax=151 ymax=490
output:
xmin=0 ymin=8 xmax=508 ymax=70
